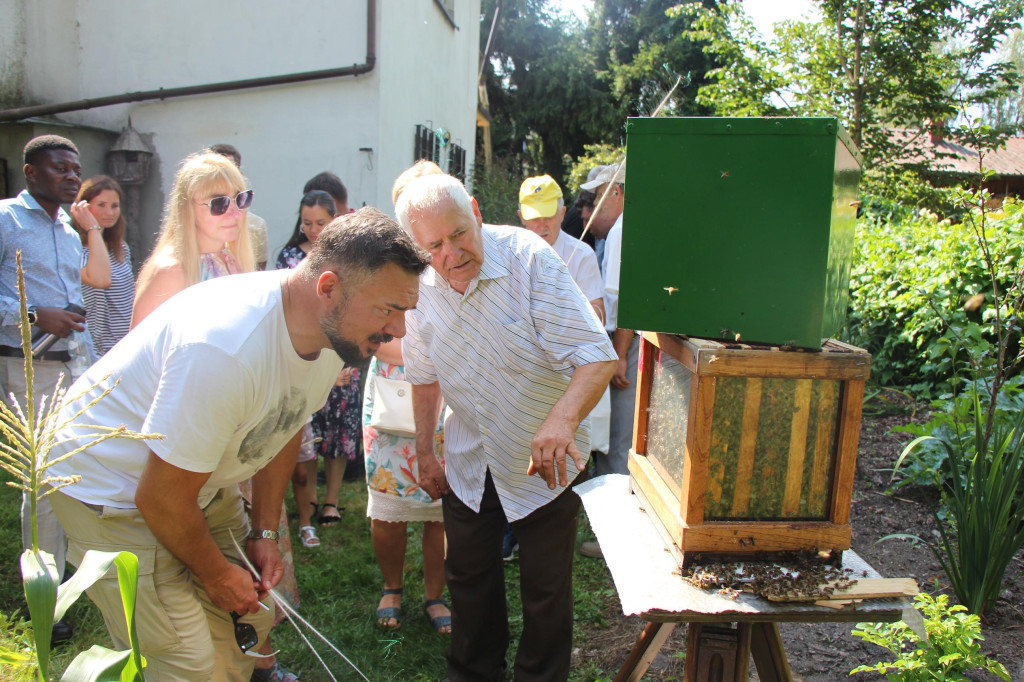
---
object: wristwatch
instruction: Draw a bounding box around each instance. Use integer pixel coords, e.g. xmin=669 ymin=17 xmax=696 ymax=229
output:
xmin=247 ymin=529 xmax=280 ymax=542
xmin=26 ymin=305 xmax=37 ymax=326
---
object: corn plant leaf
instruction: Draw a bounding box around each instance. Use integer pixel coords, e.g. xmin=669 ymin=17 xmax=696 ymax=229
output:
xmin=54 ymin=550 xmax=122 ymax=623
xmin=60 ymin=646 xmax=131 ymax=682
xmin=20 ymin=548 xmax=58 ymax=680
xmin=52 ymin=550 xmax=146 ymax=681
xmin=113 ymin=552 xmax=145 ymax=681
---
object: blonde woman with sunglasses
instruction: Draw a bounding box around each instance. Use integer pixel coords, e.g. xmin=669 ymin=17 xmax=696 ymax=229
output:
xmin=131 ymin=151 xmax=302 ymax=681
xmin=131 ymin=151 xmax=255 ymax=326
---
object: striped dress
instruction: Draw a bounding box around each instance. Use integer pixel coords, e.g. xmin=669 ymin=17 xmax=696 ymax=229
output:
xmin=81 ymin=243 xmax=135 ymax=357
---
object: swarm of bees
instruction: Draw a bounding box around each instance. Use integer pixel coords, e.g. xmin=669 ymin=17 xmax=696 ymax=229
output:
xmin=681 ymin=551 xmax=857 ymax=601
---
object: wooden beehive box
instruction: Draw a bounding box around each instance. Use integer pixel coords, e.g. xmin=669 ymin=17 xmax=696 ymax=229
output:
xmin=628 ymin=332 xmax=871 ymax=566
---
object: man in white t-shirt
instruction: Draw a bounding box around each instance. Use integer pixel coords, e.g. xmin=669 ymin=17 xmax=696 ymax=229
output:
xmin=47 ymin=208 xmax=429 ymax=681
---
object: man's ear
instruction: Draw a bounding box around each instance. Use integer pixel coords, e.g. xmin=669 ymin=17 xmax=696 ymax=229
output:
xmin=471 ymin=196 xmax=483 ymax=227
xmin=316 ymin=269 xmax=342 ymax=306
xmin=23 ymin=164 xmax=35 ymax=186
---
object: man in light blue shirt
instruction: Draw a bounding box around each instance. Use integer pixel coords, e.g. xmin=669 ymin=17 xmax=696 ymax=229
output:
xmin=0 ymin=135 xmax=87 ymax=644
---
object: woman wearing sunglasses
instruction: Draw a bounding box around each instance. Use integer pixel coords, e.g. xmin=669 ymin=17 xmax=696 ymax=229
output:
xmin=132 ymin=151 xmax=301 ymax=682
xmin=131 ymin=151 xmax=255 ymax=326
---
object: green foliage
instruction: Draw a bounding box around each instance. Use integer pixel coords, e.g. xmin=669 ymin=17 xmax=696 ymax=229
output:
xmin=850 ymin=592 xmax=1010 ymax=680
xmin=844 ymin=197 xmax=1024 ymax=395
xmin=893 ymin=390 xmax=1024 ymax=615
xmin=673 ymin=0 xmax=1023 ymax=168
xmin=859 ymin=167 xmax=962 ymax=223
xmin=479 ymin=0 xmax=714 ymax=184
xmin=0 ymin=611 xmax=37 ymax=681
xmin=479 ymin=0 xmax=621 ymax=179
xmin=981 ymin=28 xmax=1024 ymax=133
xmin=670 ymin=3 xmax=788 ymax=117
xmin=564 ymin=143 xmax=625 ymax=193
xmin=469 ymin=156 xmax=524 ymax=226
xmin=890 ymin=376 xmax=1024 ymax=487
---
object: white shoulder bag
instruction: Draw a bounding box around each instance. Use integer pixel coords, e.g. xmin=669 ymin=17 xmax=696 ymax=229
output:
xmin=369 ymin=373 xmax=417 ymax=438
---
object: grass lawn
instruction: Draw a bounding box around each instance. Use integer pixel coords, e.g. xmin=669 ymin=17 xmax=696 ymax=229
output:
xmin=0 ymin=472 xmax=626 ymax=680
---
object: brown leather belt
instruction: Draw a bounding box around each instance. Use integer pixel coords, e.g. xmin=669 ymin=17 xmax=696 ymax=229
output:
xmin=0 ymin=345 xmax=72 ymax=363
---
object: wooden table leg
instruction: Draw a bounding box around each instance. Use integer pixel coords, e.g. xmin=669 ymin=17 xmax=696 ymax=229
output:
xmin=613 ymin=621 xmax=677 ymax=682
xmin=748 ymin=622 xmax=794 ymax=682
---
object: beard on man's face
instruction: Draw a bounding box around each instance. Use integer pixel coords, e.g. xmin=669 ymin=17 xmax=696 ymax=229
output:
xmin=320 ymin=305 xmax=393 ymax=364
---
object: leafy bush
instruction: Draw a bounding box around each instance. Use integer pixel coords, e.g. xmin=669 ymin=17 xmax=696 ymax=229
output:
xmin=844 ymin=198 xmax=1024 ymax=396
xmin=890 ymin=376 xmax=1024 ymax=488
xmin=469 ymin=155 xmax=524 ymax=226
xmin=859 ymin=167 xmax=962 ymax=224
xmin=564 ymin=143 xmax=624 ymax=193
xmin=893 ymin=388 xmax=1024 ymax=615
xmin=851 ymin=592 xmax=1010 ymax=680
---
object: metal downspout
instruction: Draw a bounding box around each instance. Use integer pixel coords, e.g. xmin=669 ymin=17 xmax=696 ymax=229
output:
xmin=0 ymin=0 xmax=376 ymax=123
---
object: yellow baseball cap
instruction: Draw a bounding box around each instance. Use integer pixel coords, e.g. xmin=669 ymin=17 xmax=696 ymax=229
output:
xmin=518 ymin=175 xmax=563 ymax=220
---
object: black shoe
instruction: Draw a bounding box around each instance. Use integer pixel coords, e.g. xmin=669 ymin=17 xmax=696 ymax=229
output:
xmin=51 ymin=619 xmax=74 ymax=644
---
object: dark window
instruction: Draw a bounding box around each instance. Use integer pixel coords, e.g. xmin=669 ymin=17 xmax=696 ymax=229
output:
xmin=414 ymin=124 xmax=466 ymax=181
xmin=414 ymin=124 xmax=438 ymax=163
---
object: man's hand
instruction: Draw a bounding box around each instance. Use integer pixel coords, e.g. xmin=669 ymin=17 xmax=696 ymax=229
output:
xmin=418 ymin=452 xmax=449 ymax=499
xmin=246 ymin=538 xmax=284 ymax=601
xmin=528 ymin=414 xmax=586 ymax=489
xmin=35 ymin=306 xmax=85 ymax=337
xmin=611 ymin=357 xmax=630 ymax=389
xmin=203 ymin=562 xmax=264 ymax=614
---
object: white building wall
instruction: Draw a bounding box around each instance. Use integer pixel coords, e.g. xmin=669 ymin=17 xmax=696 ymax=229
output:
xmin=377 ymin=1 xmax=480 ymax=213
xmin=4 ymin=0 xmax=479 ymax=262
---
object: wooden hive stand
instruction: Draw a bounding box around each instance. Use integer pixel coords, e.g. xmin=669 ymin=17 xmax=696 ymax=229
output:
xmin=628 ymin=332 xmax=871 ymax=567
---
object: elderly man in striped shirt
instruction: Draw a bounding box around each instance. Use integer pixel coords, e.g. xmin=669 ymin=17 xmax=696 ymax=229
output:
xmin=396 ymin=174 xmax=616 ymax=682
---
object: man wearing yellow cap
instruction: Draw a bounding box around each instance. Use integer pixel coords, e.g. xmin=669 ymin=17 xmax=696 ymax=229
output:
xmin=517 ymin=174 xmax=605 ymax=325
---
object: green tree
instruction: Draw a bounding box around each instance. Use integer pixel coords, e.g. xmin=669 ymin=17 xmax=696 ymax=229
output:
xmin=982 ymin=28 xmax=1024 ymax=133
xmin=480 ymin=0 xmax=620 ymax=180
xmin=478 ymin=0 xmax=718 ymax=185
xmin=673 ymin=0 xmax=1024 ymax=167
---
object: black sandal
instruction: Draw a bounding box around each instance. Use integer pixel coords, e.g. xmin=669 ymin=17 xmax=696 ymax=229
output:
xmin=318 ymin=502 xmax=342 ymax=525
xmin=376 ymin=587 xmax=403 ymax=629
xmin=424 ymin=598 xmax=452 ymax=634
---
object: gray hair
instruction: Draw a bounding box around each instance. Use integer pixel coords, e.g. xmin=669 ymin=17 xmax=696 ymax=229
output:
xmin=395 ymin=174 xmax=475 ymax=235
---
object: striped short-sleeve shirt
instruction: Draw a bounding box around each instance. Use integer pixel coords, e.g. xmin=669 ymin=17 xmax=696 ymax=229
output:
xmin=403 ymin=225 xmax=617 ymax=521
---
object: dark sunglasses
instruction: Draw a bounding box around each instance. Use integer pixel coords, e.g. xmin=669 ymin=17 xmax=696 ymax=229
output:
xmin=231 ymin=611 xmax=259 ymax=653
xmin=199 ymin=189 xmax=254 ymax=216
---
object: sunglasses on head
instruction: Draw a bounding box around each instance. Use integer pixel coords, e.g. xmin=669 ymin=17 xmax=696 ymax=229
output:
xmin=199 ymin=189 xmax=254 ymax=216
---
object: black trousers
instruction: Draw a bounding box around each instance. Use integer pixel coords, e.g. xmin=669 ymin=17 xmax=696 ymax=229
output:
xmin=443 ymin=470 xmax=581 ymax=682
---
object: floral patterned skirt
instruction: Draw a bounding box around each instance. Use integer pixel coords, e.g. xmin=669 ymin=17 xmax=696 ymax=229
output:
xmin=363 ymin=358 xmax=444 ymax=523
xmin=311 ymin=370 xmax=362 ymax=461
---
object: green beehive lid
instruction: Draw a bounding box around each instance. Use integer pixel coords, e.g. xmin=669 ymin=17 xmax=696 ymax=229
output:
xmin=618 ymin=116 xmax=862 ymax=349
